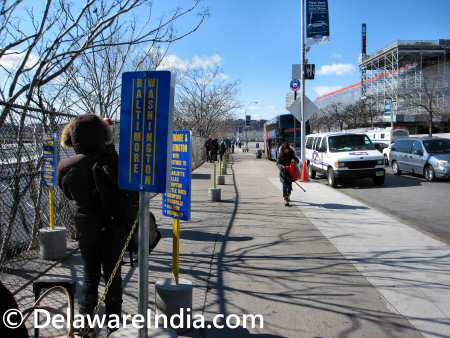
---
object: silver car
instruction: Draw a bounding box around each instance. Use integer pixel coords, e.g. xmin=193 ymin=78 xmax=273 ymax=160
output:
xmin=390 ymin=137 xmax=450 ymax=181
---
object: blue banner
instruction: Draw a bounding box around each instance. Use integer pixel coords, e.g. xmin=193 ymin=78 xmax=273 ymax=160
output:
xmin=163 ymin=130 xmax=191 ymax=221
xmin=42 ymin=133 xmax=58 ymax=187
xmin=306 ymin=0 xmax=330 ymax=45
xmin=118 ymin=71 xmax=174 ymax=192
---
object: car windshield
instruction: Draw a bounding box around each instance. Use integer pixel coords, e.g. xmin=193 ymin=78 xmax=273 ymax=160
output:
xmin=423 ymin=139 xmax=450 ymax=154
xmin=328 ymin=135 xmax=375 ymax=152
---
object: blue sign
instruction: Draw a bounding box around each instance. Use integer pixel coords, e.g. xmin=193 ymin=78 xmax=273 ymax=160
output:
xmin=118 ymin=71 xmax=174 ymax=192
xmin=163 ymin=130 xmax=191 ymax=221
xmin=306 ymin=0 xmax=330 ymax=44
xmin=290 ymin=79 xmax=300 ymax=92
xmin=42 ymin=133 xmax=58 ymax=187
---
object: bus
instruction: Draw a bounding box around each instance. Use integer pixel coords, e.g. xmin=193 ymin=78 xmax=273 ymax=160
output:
xmin=263 ymin=114 xmax=305 ymax=160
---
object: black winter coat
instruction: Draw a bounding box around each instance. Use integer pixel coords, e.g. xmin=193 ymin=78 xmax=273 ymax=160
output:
xmin=276 ymin=148 xmax=299 ymax=167
xmin=57 ymin=115 xmax=128 ymax=233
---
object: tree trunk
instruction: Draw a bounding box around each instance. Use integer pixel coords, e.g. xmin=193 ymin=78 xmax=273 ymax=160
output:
xmin=429 ymin=111 xmax=433 ymax=137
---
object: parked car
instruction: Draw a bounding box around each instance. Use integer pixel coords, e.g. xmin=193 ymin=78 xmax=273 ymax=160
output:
xmin=305 ymin=132 xmax=385 ymax=187
xmin=390 ymin=137 xmax=450 ymax=181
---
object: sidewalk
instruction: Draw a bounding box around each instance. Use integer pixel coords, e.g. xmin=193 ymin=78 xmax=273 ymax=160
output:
xmin=4 ymin=149 xmax=449 ymax=337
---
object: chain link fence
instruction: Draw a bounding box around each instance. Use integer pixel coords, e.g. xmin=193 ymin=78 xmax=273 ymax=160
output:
xmin=0 ymin=109 xmax=205 ymax=274
xmin=0 ymin=108 xmax=77 ymax=273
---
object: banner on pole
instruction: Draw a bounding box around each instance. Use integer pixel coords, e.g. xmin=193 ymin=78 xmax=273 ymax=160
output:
xmin=306 ymin=0 xmax=330 ymax=45
xmin=42 ymin=133 xmax=58 ymax=187
xmin=163 ymin=130 xmax=192 ymax=221
xmin=118 ymin=71 xmax=174 ymax=192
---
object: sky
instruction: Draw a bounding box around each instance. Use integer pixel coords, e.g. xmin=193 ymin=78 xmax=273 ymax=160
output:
xmin=154 ymin=0 xmax=450 ymax=120
xmin=1 ymin=0 xmax=449 ymax=121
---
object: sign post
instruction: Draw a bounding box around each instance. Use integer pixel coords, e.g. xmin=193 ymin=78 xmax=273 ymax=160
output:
xmin=119 ymin=71 xmax=174 ymax=338
xmin=163 ymin=130 xmax=192 ymax=284
xmin=42 ymin=133 xmax=58 ymax=229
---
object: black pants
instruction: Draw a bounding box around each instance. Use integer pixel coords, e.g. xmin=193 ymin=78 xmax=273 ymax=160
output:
xmin=282 ymin=180 xmax=292 ymax=198
xmin=76 ymin=215 xmax=125 ymax=318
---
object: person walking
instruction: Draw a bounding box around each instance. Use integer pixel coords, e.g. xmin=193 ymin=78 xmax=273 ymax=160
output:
xmin=218 ymin=139 xmax=227 ymax=162
xmin=58 ymin=114 xmax=126 ymax=336
xmin=210 ymin=138 xmax=219 ymax=162
xmin=277 ymin=142 xmax=299 ymax=206
xmin=204 ymin=138 xmax=212 ymax=162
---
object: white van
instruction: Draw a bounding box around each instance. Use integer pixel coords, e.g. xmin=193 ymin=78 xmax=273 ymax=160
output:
xmin=305 ymin=132 xmax=386 ymax=187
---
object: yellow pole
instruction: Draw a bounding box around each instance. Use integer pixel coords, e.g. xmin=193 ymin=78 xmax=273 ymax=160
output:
xmin=213 ymin=161 xmax=217 ymax=189
xmin=49 ymin=187 xmax=55 ymax=230
xmin=172 ymin=218 xmax=180 ymax=284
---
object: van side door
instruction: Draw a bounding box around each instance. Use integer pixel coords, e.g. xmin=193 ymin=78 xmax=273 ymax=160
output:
xmin=317 ymin=137 xmax=328 ymax=172
xmin=410 ymin=141 xmax=425 ymax=174
xmin=312 ymin=137 xmax=323 ymax=171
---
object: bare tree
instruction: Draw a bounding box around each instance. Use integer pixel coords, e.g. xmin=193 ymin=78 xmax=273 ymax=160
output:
xmin=0 ymin=0 xmax=206 ymax=265
xmin=174 ymin=66 xmax=240 ymax=138
xmin=400 ymin=65 xmax=449 ymax=136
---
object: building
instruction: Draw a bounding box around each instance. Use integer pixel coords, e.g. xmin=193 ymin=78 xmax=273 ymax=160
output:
xmin=315 ymin=39 xmax=450 ymax=133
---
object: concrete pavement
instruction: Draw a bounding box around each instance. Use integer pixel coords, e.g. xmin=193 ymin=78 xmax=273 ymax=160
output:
xmin=5 ymin=148 xmax=450 ymax=337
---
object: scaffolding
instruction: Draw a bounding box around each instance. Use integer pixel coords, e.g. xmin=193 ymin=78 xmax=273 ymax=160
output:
xmin=360 ymin=40 xmax=450 ymax=127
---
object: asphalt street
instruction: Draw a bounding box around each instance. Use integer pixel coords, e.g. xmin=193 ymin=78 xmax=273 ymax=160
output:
xmin=315 ymin=167 xmax=450 ymax=244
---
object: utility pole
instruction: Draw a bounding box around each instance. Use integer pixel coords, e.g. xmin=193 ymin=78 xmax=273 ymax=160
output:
xmin=300 ymin=0 xmax=306 ymax=162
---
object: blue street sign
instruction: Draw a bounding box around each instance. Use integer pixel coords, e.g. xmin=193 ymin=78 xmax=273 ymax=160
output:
xmin=290 ymin=79 xmax=301 ymax=92
xmin=42 ymin=133 xmax=58 ymax=187
xmin=163 ymin=130 xmax=191 ymax=221
xmin=118 ymin=71 xmax=174 ymax=192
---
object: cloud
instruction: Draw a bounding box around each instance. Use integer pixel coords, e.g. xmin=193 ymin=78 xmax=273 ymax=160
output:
xmin=317 ymin=63 xmax=355 ymax=76
xmin=312 ymin=85 xmax=342 ymax=97
xmin=0 ymin=51 xmax=38 ymax=71
xmin=158 ymin=53 xmax=223 ymax=72
xmin=249 ymin=104 xmax=279 ymax=120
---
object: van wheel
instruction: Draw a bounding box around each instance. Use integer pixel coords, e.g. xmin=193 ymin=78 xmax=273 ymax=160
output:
xmin=424 ymin=165 xmax=436 ymax=182
xmin=308 ymin=164 xmax=316 ymax=179
xmin=373 ymin=176 xmax=385 ymax=186
xmin=327 ymin=168 xmax=338 ymax=188
xmin=392 ymin=161 xmax=402 ymax=175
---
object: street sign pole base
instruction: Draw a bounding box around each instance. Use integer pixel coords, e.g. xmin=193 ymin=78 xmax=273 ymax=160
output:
xmin=39 ymin=227 xmax=67 ymax=260
xmin=208 ymin=188 xmax=221 ymax=202
xmin=217 ymin=175 xmax=225 ymax=185
xmin=155 ymin=278 xmax=193 ymax=334
xmin=109 ymin=327 xmax=177 ymax=338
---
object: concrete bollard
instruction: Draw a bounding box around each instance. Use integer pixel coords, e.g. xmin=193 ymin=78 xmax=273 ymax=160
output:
xmin=39 ymin=227 xmax=67 ymax=260
xmin=217 ymin=175 xmax=225 ymax=185
xmin=208 ymin=188 xmax=221 ymax=201
xmin=109 ymin=327 xmax=177 ymax=338
xmin=155 ymin=278 xmax=193 ymax=333
xmin=221 ymin=160 xmax=227 ymax=175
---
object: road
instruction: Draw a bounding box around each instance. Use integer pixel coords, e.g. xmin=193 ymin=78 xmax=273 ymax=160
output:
xmin=314 ymin=167 xmax=450 ymax=244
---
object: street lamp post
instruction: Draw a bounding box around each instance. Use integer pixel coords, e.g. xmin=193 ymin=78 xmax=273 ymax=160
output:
xmin=300 ymin=0 xmax=306 ymax=162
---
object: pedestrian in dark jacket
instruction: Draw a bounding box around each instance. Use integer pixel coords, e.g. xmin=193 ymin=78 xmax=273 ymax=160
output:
xmin=0 ymin=281 xmax=29 ymax=338
xmin=57 ymin=114 xmax=126 ymax=334
xmin=277 ymin=142 xmax=299 ymax=206
xmin=210 ymin=139 xmax=219 ymax=162
xmin=204 ymin=138 xmax=212 ymax=162
xmin=218 ymin=140 xmax=227 ymax=162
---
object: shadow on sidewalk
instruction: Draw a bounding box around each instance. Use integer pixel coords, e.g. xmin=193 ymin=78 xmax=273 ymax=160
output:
xmin=289 ymin=201 xmax=369 ymax=210
xmin=159 ymin=228 xmax=253 ymax=243
xmin=187 ymin=324 xmax=287 ymax=338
